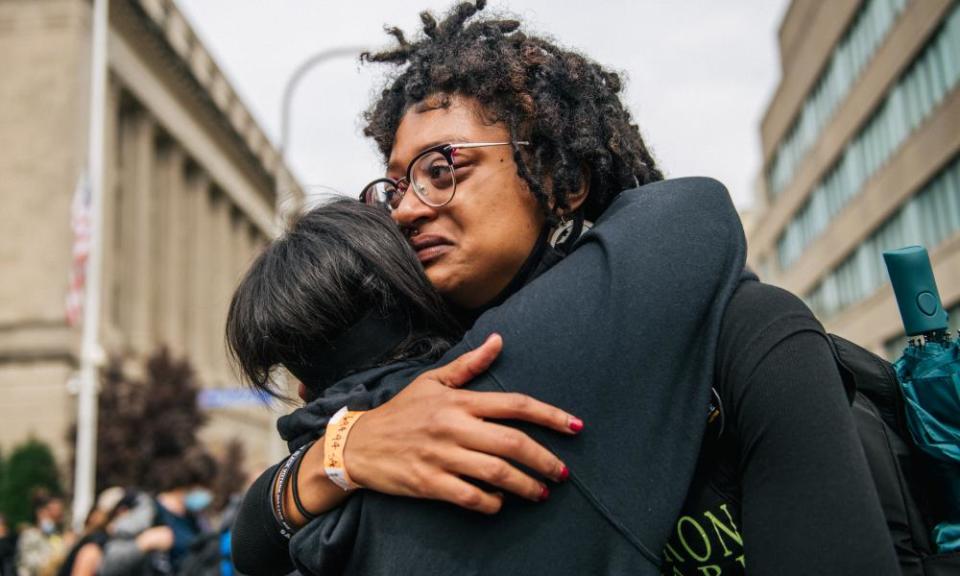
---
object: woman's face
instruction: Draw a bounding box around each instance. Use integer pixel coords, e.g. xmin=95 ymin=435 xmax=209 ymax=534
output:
xmin=388 ymin=95 xmax=545 ymax=309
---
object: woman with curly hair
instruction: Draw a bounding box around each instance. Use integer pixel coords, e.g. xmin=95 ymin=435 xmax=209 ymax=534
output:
xmin=230 ymin=2 xmax=898 ymax=575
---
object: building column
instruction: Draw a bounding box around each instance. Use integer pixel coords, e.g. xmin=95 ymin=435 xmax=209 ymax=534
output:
xmin=154 ymin=145 xmax=186 ymax=354
xmin=231 ymin=215 xmax=247 ymax=293
xmin=170 ymin=148 xmax=188 ymax=355
xmin=185 ymin=171 xmax=212 ymax=382
xmin=117 ymin=111 xmax=155 ymax=354
xmin=222 ymin=211 xmax=250 ymax=385
xmin=210 ymin=190 xmax=232 ymax=385
xmin=239 ymin=220 xmax=259 ymax=285
xmin=100 ymin=78 xmax=121 ymax=348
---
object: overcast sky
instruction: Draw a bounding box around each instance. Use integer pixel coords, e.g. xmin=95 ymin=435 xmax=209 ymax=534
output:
xmin=177 ymin=0 xmax=790 ymax=210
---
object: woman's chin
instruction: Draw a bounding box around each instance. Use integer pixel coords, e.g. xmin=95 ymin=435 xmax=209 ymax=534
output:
xmin=427 ymin=269 xmax=473 ymax=308
xmin=426 ymin=267 xmax=454 ymax=294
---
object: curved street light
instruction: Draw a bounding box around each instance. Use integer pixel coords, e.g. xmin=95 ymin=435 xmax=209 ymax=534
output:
xmin=268 ymin=46 xmax=369 ymax=461
xmin=275 ymin=46 xmax=367 ymax=219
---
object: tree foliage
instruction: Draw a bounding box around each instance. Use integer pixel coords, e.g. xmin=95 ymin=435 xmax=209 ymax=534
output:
xmin=71 ymin=348 xmax=208 ymax=493
xmin=0 ymin=439 xmax=61 ymax=527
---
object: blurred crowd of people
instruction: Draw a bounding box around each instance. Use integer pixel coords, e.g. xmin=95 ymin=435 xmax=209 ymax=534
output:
xmin=0 ymin=448 xmax=244 ymax=576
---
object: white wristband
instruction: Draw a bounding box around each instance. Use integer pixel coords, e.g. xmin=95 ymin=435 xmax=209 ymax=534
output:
xmin=324 ymin=406 xmax=365 ymax=491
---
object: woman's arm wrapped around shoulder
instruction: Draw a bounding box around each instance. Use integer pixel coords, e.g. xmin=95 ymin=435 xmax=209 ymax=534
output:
xmin=718 ymin=282 xmax=899 ymax=575
xmin=231 ymin=334 xmax=576 ymax=575
xmin=237 ymin=178 xmax=748 ymax=573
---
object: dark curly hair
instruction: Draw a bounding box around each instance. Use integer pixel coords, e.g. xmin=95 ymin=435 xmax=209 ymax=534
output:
xmin=362 ymin=0 xmax=663 ymax=221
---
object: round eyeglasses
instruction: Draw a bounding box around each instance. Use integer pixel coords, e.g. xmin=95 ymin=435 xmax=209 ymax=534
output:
xmin=360 ymin=141 xmax=529 ymax=211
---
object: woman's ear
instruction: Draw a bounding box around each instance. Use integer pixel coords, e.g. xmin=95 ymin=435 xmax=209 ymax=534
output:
xmin=564 ymin=166 xmax=591 ymax=213
xmin=545 ymin=167 xmax=590 ymax=216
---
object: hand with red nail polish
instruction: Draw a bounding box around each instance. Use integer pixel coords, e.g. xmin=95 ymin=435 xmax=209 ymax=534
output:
xmin=342 ymin=333 xmax=581 ymax=514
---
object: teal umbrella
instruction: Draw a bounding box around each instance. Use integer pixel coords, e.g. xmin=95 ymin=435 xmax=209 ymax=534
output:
xmin=885 ymin=246 xmax=960 ymax=553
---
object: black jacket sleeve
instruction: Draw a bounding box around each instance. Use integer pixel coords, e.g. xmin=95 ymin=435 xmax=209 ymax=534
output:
xmin=231 ymin=464 xmax=296 ymax=576
xmin=286 ymin=178 xmax=748 ymax=575
xmin=238 ymin=178 xmax=748 ymax=575
xmin=719 ymin=281 xmax=899 ymax=575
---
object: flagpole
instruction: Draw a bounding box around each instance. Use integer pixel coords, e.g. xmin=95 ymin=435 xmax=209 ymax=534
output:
xmin=72 ymin=0 xmax=109 ymax=532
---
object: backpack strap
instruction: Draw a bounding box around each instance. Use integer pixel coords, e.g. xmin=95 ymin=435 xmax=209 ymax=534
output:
xmin=823 ymin=335 xmax=857 ymax=404
xmin=826 ymin=334 xmax=939 ymax=572
xmin=827 ymin=334 xmax=908 ymax=436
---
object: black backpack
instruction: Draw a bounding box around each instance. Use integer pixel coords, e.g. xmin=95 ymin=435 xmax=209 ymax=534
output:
xmin=828 ymin=334 xmax=960 ymax=575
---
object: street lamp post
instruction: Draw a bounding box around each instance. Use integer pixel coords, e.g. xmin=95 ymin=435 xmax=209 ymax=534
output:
xmin=275 ymin=46 xmax=366 ymax=224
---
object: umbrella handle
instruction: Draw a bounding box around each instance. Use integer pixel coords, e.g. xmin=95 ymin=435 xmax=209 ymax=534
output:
xmin=883 ymin=246 xmax=948 ymax=338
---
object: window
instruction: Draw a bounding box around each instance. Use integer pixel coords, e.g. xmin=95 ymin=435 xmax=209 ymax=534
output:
xmin=766 ymin=0 xmax=908 ymax=199
xmin=777 ymin=5 xmax=960 ymax=270
xmin=806 ymin=155 xmax=960 ymax=320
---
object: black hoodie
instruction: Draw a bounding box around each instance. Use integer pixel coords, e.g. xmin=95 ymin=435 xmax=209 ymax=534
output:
xmin=233 ymin=177 xmax=746 ymax=575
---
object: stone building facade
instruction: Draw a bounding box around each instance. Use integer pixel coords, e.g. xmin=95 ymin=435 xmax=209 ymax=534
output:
xmin=0 ymin=0 xmax=303 ymax=471
xmin=749 ymin=0 xmax=960 ymax=357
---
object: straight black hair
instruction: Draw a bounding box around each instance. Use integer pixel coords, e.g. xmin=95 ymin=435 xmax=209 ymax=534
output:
xmin=226 ymin=200 xmax=461 ymax=399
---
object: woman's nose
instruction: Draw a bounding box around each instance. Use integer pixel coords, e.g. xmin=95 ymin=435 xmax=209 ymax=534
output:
xmin=391 ymin=186 xmax=437 ymax=229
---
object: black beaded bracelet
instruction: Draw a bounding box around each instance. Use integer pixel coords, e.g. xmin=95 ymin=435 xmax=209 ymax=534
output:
xmin=290 ymin=440 xmax=318 ymax=521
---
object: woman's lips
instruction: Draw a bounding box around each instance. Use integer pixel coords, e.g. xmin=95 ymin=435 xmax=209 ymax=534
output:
xmin=410 ymin=235 xmax=453 ymax=265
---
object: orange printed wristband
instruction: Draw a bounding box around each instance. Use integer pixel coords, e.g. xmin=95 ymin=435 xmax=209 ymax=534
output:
xmin=324 ymin=407 xmax=366 ymax=491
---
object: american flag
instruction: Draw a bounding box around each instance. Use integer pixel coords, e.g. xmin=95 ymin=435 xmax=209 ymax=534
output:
xmin=66 ymin=173 xmax=91 ymax=326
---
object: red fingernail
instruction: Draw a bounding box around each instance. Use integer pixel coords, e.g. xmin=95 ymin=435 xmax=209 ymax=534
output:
xmin=569 ymin=417 xmax=584 ymax=432
xmin=539 ymin=485 xmax=550 ymax=501
xmin=558 ymin=465 xmax=570 ymax=481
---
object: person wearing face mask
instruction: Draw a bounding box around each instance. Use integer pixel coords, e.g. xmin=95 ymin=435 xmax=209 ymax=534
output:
xmin=99 ymin=449 xmax=217 ymax=576
xmin=57 ymin=487 xmax=136 ymax=576
xmin=15 ymin=490 xmax=70 ymax=576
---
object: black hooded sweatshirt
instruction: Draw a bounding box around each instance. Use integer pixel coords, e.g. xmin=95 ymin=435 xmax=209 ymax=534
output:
xmin=231 ymin=178 xmax=898 ymax=575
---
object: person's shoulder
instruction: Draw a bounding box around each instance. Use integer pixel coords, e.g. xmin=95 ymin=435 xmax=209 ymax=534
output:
xmin=721 ymin=280 xmax=823 ymax=339
xmin=612 ymin=177 xmax=732 ymax=211
xmin=725 ymin=279 xmax=819 ymax=329
xmin=636 ymin=176 xmax=729 ymax=196
xmin=717 ymin=279 xmax=826 ymax=388
xmin=110 ymin=493 xmax=158 ymax=537
xmin=16 ymin=527 xmax=42 ymax=544
xmin=595 ymin=177 xmax=741 ymax=247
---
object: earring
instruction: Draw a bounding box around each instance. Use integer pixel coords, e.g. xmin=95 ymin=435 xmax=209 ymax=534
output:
xmin=548 ymin=211 xmax=593 ymax=251
xmin=548 ymin=215 xmax=575 ymax=248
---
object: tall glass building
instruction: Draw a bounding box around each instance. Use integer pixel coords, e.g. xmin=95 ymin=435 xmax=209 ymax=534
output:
xmin=749 ymin=0 xmax=960 ymax=358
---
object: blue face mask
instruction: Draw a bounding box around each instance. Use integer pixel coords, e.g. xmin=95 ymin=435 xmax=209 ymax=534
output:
xmin=39 ymin=519 xmax=56 ymax=535
xmin=184 ymin=489 xmax=213 ymax=512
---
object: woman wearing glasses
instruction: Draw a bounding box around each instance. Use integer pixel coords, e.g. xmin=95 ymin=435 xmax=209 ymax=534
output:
xmin=231 ymin=2 xmax=898 ymax=575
